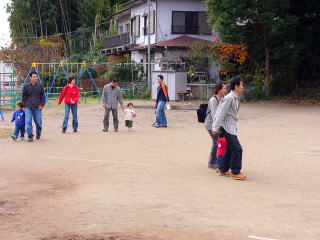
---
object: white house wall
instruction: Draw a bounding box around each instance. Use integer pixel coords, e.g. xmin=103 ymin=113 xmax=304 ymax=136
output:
xmin=131 ymin=1 xmax=157 ymax=45
xmin=156 ymin=0 xmax=213 ymax=43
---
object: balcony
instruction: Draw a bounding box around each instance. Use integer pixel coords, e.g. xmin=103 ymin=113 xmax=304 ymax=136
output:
xmin=103 ymin=32 xmax=131 ymax=49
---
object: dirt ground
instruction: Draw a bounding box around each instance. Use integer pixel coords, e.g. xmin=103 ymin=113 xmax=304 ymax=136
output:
xmin=0 ymin=101 xmax=319 ymax=240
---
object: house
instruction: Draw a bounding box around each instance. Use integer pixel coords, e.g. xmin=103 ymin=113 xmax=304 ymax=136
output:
xmin=101 ymin=0 xmax=220 ymax=99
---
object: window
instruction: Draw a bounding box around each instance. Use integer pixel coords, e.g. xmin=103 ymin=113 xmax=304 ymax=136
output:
xmin=119 ymin=26 xmax=124 ymax=34
xmin=131 ymin=15 xmax=140 ymax=37
xmin=172 ymin=11 xmax=211 ymax=35
xmin=126 ymin=23 xmax=131 ymax=33
xmin=143 ymin=10 xmax=155 ymax=35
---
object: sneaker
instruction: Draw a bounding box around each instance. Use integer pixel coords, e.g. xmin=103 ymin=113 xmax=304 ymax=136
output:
xmin=28 ymin=137 xmax=34 ymax=142
xmin=102 ymin=129 xmax=108 ymax=132
xmin=62 ymin=129 xmax=66 ymax=134
xmin=36 ymin=134 xmax=41 ymax=140
xmin=11 ymin=136 xmax=17 ymax=141
xmin=231 ymin=173 xmax=247 ymax=180
xmin=19 ymin=137 xmax=24 ymax=140
xmin=73 ymin=129 xmax=77 ymax=133
xmin=114 ymin=129 xmax=118 ymax=132
xmin=217 ymin=169 xmax=232 ymax=177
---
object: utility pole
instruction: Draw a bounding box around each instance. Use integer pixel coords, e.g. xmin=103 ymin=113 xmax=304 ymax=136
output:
xmin=147 ymin=0 xmax=152 ymax=92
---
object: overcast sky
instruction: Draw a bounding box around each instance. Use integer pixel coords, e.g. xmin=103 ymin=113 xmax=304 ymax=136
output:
xmin=0 ymin=0 xmax=11 ymax=47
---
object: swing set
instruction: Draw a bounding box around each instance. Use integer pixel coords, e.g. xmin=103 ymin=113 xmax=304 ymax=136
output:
xmin=14 ymin=62 xmax=100 ymax=108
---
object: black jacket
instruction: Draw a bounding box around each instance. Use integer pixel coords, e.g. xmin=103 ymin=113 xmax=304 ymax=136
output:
xmin=22 ymin=82 xmax=46 ymax=109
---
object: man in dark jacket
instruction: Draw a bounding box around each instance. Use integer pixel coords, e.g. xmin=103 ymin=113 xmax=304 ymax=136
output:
xmin=155 ymin=75 xmax=170 ymax=127
xmin=22 ymin=71 xmax=45 ymax=142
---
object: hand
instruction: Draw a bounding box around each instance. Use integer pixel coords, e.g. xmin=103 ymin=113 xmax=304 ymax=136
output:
xmin=211 ymin=131 xmax=219 ymax=135
xmin=71 ymin=99 xmax=74 ymax=104
xmin=121 ymin=106 xmax=124 ymax=111
xmin=39 ymin=106 xmax=43 ymax=110
xmin=102 ymin=103 xmax=106 ymax=108
xmin=167 ymin=102 xmax=171 ymax=105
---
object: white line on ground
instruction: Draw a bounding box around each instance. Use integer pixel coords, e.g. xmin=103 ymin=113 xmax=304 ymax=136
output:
xmin=293 ymin=152 xmax=320 ymax=156
xmin=248 ymin=235 xmax=281 ymax=240
xmin=45 ymin=156 xmax=144 ymax=165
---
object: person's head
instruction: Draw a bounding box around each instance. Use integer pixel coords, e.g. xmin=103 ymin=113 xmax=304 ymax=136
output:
xmin=68 ymin=76 xmax=76 ymax=85
xmin=111 ymin=79 xmax=119 ymax=87
xmin=214 ymin=80 xmax=227 ymax=96
xmin=29 ymin=71 xmax=38 ymax=84
xmin=157 ymin=75 xmax=164 ymax=84
xmin=16 ymin=102 xmax=23 ymax=110
xmin=127 ymin=102 xmax=134 ymax=109
xmin=230 ymin=76 xmax=244 ymax=94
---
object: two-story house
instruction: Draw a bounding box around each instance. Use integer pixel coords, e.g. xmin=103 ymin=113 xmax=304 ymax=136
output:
xmin=101 ymin=0 xmax=216 ymax=74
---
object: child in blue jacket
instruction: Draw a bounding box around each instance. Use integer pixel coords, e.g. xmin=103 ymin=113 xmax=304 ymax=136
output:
xmin=11 ymin=102 xmax=25 ymax=140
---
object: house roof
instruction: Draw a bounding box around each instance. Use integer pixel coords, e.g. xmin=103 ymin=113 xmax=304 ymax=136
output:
xmin=131 ymin=35 xmax=213 ymax=50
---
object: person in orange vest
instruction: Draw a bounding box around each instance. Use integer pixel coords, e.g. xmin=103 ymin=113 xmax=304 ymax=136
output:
xmin=155 ymin=75 xmax=170 ymax=128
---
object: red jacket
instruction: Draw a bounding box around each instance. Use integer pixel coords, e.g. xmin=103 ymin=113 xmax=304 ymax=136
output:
xmin=216 ymin=137 xmax=227 ymax=156
xmin=58 ymin=84 xmax=80 ymax=105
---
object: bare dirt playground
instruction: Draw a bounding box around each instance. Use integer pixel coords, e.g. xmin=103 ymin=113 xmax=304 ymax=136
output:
xmin=0 ymin=101 xmax=319 ymax=240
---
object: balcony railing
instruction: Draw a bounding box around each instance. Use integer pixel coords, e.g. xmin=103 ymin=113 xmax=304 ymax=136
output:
xmin=103 ymin=32 xmax=131 ymax=49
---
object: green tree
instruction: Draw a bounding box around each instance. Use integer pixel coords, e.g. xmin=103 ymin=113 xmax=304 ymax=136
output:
xmin=206 ymin=0 xmax=298 ymax=96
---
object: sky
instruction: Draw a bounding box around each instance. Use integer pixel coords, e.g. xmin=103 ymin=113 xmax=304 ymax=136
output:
xmin=0 ymin=0 xmax=11 ymax=47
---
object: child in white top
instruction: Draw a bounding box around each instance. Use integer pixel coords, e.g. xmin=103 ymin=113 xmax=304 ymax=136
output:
xmin=124 ymin=103 xmax=136 ymax=130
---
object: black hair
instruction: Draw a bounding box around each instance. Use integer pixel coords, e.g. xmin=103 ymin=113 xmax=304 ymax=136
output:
xmin=230 ymin=76 xmax=243 ymax=91
xmin=112 ymin=79 xmax=119 ymax=83
xmin=17 ymin=102 xmax=23 ymax=108
xmin=214 ymin=80 xmax=225 ymax=95
xmin=127 ymin=102 xmax=134 ymax=107
xmin=68 ymin=75 xmax=76 ymax=84
xmin=29 ymin=71 xmax=38 ymax=77
xmin=157 ymin=75 xmax=164 ymax=80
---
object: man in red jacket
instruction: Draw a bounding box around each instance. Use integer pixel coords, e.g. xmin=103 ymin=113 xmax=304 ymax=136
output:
xmin=58 ymin=76 xmax=80 ymax=133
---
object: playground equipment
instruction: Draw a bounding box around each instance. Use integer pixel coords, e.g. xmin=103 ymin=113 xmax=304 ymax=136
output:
xmin=14 ymin=62 xmax=100 ymax=108
xmin=0 ymin=62 xmax=16 ymax=120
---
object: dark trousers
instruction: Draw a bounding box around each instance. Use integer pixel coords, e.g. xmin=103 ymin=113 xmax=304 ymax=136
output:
xmin=207 ymin=130 xmax=218 ymax=167
xmin=103 ymin=108 xmax=119 ymax=130
xmin=220 ymin=129 xmax=243 ymax=175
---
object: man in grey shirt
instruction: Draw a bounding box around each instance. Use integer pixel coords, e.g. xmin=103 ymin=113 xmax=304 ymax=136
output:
xmin=212 ymin=76 xmax=247 ymax=180
xmin=102 ymin=79 xmax=124 ymax=132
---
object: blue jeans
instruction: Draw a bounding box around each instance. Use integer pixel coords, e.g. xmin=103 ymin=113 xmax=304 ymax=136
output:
xmin=62 ymin=104 xmax=78 ymax=131
xmin=156 ymin=101 xmax=167 ymax=127
xmin=215 ymin=155 xmax=224 ymax=169
xmin=25 ymin=108 xmax=42 ymax=137
xmin=13 ymin=125 xmax=25 ymax=138
xmin=207 ymin=130 xmax=218 ymax=167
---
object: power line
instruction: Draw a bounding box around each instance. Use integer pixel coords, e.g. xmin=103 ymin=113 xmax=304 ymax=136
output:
xmin=10 ymin=19 xmax=112 ymax=40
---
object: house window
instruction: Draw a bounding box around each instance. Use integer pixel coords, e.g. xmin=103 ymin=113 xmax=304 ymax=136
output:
xmin=172 ymin=11 xmax=211 ymax=35
xmin=126 ymin=23 xmax=131 ymax=33
xmin=143 ymin=10 xmax=155 ymax=35
xmin=119 ymin=26 xmax=124 ymax=34
xmin=131 ymin=15 xmax=140 ymax=37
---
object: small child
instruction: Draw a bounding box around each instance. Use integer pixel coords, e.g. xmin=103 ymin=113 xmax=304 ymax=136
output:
xmin=124 ymin=103 xmax=136 ymax=131
xmin=11 ymin=102 xmax=25 ymax=141
xmin=215 ymin=136 xmax=227 ymax=175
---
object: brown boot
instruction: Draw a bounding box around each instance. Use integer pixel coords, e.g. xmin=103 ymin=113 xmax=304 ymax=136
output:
xmin=217 ymin=169 xmax=232 ymax=177
xmin=231 ymin=173 xmax=247 ymax=180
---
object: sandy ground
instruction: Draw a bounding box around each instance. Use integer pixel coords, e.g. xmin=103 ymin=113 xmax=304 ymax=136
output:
xmin=0 ymin=101 xmax=319 ymax=240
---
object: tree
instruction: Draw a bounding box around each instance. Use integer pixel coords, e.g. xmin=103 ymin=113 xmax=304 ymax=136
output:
xmin=206 ymin=0 xmax=298 ymax=96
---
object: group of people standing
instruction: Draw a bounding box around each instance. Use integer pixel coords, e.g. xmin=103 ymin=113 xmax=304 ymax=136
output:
xmin=11 ymin=72 xmax=170 ymax=141
xmin=205 ymin=77 xmax=247 ymax=180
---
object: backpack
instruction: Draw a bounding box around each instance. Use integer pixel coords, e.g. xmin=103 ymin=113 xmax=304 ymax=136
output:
xmin=197 ymin=96 xmax=218 ymax=123
xmin=197 ymin=104 xmax=209 ymax=123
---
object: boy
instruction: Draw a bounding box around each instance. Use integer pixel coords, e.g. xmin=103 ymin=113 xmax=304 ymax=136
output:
xmin=124 ymin=103 xmax=136 ymax=131
xmin=215 ymin=136 xmax=227 ymax=175
xmin=11 ymin=102 xmax=25 ymax=140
